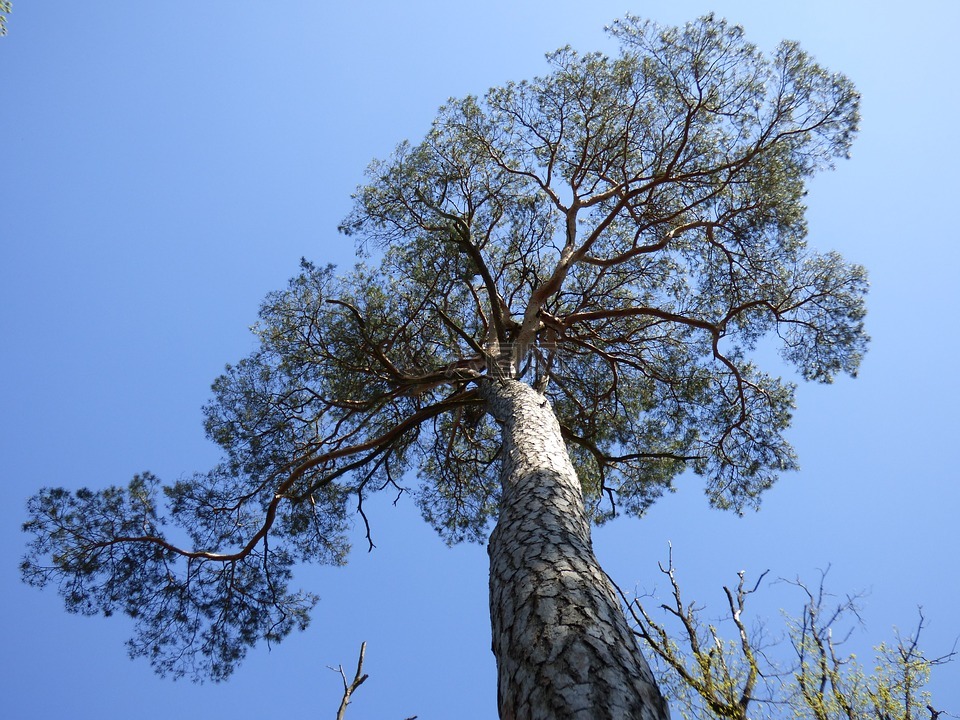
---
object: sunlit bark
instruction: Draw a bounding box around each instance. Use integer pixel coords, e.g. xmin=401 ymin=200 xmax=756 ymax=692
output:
xmin=483 ymin=378 xmax=669 ymax=720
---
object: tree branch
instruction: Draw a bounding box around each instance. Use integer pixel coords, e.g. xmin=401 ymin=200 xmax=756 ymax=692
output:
xmin=333 ymin=641 xmax=369 ymax=720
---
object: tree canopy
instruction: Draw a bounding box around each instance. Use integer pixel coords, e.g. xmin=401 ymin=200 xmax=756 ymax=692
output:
xmin=22 ymin=14 xmax=866 ymax=681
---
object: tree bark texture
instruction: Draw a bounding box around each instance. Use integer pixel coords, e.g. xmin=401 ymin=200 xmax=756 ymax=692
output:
xmin=481 ymin=378 xmax=670 ymax=720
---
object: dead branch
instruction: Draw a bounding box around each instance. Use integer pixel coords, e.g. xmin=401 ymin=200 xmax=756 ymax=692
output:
xmin=332 ymin=642 xmax=369 ymax=720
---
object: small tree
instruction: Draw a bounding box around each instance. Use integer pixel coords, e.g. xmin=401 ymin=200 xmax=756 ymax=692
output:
xmin=22 ymin=15 xmax=866 ymax=719
xmin=622 ymin=554 xmax=954 ymax=720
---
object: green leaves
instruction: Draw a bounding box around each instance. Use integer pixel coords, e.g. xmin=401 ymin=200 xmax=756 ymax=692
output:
xmin=22 ymin=474 xmax=171 ymax=599
xmin=21 ymin=474 xmax=317 ymax=681
xmin=776 ymin=252 xmax=869 ymax=382
xmin=339 ymin=13 xmax=865 ymax=518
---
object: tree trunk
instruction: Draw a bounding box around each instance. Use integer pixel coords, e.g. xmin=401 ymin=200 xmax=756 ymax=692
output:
xmin=481 ymin=378 xmax=670 ymax=720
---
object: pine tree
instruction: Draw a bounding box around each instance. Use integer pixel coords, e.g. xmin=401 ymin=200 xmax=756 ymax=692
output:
xmin=22 ymin=15 xmax=865 ymax=719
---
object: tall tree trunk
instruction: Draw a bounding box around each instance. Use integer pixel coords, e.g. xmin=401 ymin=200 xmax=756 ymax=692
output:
xmin=481 ymin=378 xmax=670 ymax=720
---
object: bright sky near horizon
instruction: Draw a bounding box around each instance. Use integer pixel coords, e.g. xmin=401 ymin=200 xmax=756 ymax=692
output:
xmin=2 ymin=1 xmax=958 ymax=718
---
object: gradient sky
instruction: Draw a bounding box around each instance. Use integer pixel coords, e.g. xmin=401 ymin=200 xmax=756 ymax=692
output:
xmin=2 ymin=2 xmax=957 ymax=718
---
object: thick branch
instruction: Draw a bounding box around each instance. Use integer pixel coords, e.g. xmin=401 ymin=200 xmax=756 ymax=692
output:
xmin=413 ymin=188 xmax=510 ymax=344
xmin=86 ymin=389 xmax=480 ymax=563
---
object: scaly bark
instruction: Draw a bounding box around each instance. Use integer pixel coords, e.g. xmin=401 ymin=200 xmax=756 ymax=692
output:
xmin=481 ymin=378 xmax=670 ymax=720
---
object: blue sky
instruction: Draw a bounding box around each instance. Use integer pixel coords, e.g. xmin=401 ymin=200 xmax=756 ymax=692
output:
xmin=1 ymin=1 xmax=957 ymax=717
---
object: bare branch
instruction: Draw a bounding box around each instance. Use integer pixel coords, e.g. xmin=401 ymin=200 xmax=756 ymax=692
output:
xmin=332 ymin=641 xmax=370 ymax=720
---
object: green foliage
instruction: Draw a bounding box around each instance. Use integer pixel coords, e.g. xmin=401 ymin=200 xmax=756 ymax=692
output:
xmin=344 ymin=13 xmax=864 ymax=516
xmin=21 ymin=474 xmax=318 ymax=680
xmin=22 ymin=14 xmax=867 ymax=680
xmin=624 ymin=559 xmax=953 ymax=720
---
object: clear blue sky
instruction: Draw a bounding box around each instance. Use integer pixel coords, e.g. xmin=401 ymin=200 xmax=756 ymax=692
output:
xmin=2 ymin=1 xmax=957 ymax=717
